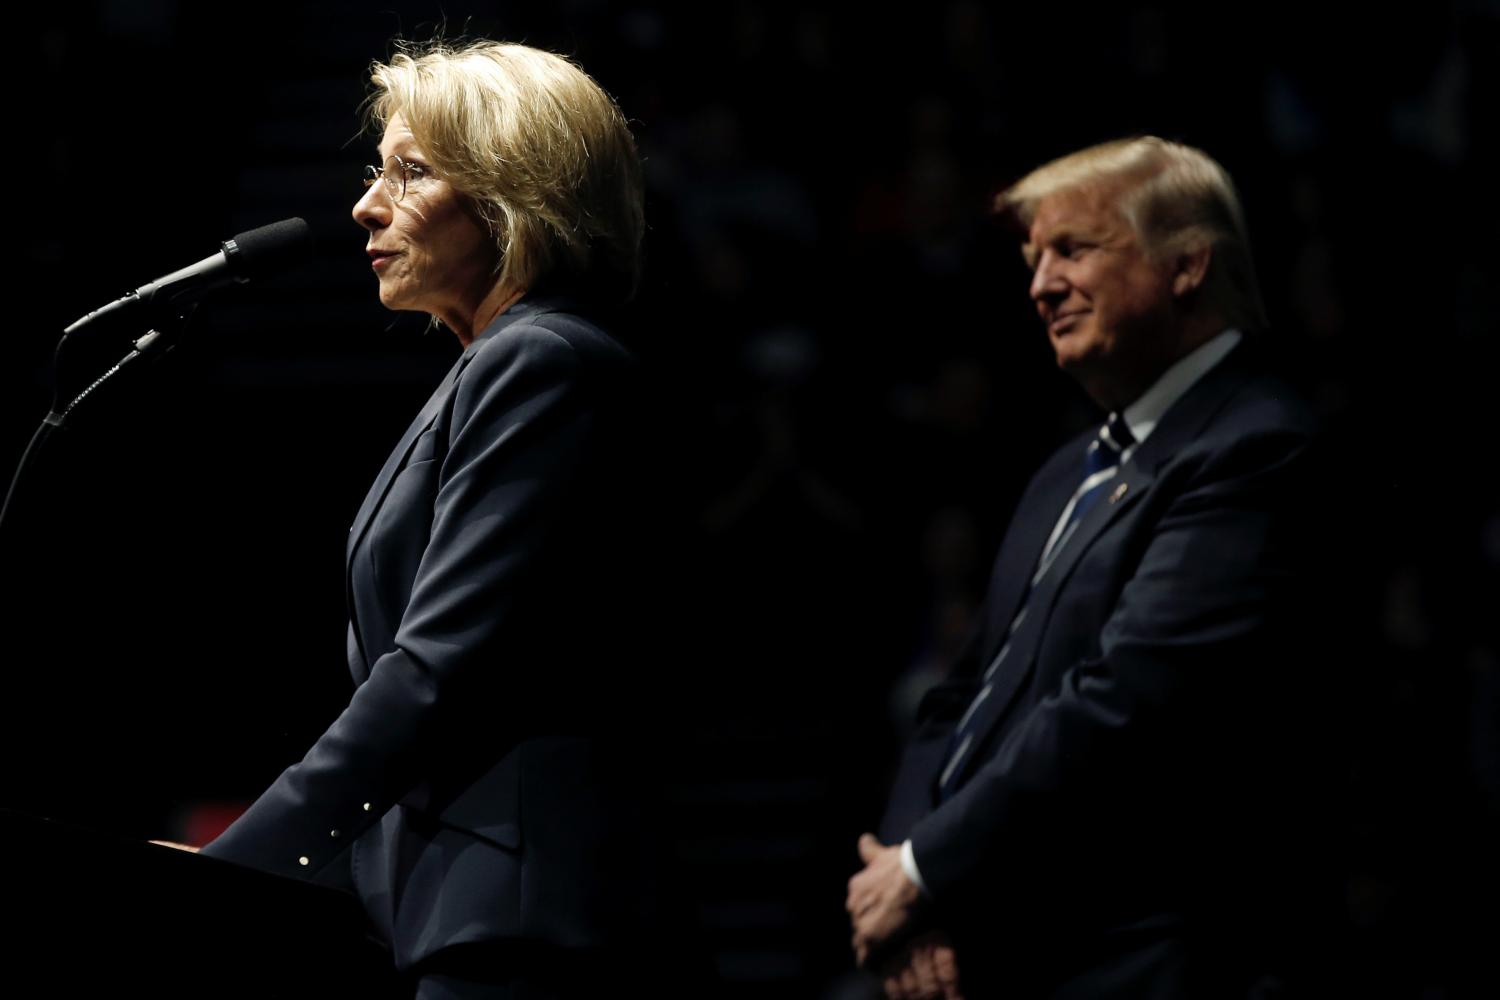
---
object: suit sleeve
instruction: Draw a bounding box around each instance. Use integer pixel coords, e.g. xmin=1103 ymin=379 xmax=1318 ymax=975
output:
xmin=907 ymin=420 xmax=1317 ymax=911
xmin=202 ymin=324 xmax=596 ymax=877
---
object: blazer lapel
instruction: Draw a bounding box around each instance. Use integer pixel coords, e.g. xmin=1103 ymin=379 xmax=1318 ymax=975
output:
xmin=976 ymin=446 xmax=1084 ymax=662
xmin=343 ymin=296 xmax=572 ymax=564
xmin=342 ymin=294 xmax=584 ymax=667
xmin=346 ymin=354 xmax=464 ymax=565
xmin=961 ymin=344 xmax=1257 ymax=762
xmin=967 ymin=463 xmax=1151 ymax=766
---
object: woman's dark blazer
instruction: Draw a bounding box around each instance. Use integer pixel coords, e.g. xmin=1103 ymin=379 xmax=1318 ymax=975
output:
xmin=202 ymin=294 xmax=657 ymax=971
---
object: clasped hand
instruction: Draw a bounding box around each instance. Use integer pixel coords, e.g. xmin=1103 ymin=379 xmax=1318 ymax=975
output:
xmin=846 ymin=833 xmax=963 ymax=999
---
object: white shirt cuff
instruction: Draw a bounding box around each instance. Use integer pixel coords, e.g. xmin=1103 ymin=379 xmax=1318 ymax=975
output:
xmin=900 ymin=838 xmax=930 ymax=898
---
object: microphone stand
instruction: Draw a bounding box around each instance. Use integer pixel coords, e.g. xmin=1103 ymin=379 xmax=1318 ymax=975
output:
xmin=0 ymin=308 xmax=193 ymax=544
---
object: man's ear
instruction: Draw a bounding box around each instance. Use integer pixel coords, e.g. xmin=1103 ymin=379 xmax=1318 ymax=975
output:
xmin=1171 ymin=242 xmax=1212 ymax=297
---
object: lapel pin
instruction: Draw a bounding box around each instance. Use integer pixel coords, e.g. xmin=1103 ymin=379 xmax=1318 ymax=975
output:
xmin=1108 ymin=482 xmax=1129 ymax=504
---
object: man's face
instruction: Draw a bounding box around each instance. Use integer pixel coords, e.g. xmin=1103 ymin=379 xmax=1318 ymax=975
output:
xmin=1023 ymin=185 xmax=1177 ymax=406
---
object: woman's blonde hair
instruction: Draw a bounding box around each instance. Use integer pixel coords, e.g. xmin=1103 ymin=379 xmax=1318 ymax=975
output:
xmin=367 ymin=40 xmax=644 ymax=302
xmin=998 ymin=136 xmax=1267 ymax=332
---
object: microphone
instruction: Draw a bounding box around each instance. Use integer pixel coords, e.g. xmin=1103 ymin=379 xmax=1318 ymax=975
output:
xmin=63 ymin=217 xmax=314 ymax=336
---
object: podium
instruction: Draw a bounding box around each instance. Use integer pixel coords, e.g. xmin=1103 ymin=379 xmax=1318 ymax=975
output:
xmin=1 ymin=809 xmax=399 ymax=997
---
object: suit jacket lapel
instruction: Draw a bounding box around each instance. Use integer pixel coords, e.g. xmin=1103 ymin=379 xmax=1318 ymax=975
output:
xmin=342 ymin=293 xmax=588 ymax=665
xmin=343 ymin=296 xmax=574 ymax=565
xmin=976 ymin=446 xmax=1083 ymax=661
xmin=969 ymin=463 xmax=1151 ymax=762
xmin=963 ymin=344 xmax=1256 ymax=759
xmin=345 ymin=353 xmax=465 ymax=566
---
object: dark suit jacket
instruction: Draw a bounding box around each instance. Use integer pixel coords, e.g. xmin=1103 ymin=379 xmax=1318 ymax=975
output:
xmin=202 ymin=295 xmax=658 ymax=972
xmin=880 ymin=344 xmax=1327 ymax=998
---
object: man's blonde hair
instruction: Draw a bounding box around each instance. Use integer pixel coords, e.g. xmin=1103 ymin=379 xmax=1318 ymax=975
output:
xmin=999 ymin=137 xmax=1267 ymax=331
xmin=368 ymin=40 xmax=644 ymax=302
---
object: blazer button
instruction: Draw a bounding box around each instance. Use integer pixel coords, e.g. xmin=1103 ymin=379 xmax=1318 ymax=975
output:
xmin=362 ymin=802 xmax=372 ymax=811
xmin=298 ymin=856 xmax=310 ymax=866
xmin=330 ymin=829 xmax=341 ymax=838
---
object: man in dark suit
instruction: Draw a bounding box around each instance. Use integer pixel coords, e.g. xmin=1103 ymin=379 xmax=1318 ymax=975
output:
xmin=847 ymin=137 xmax=1326 ymax=998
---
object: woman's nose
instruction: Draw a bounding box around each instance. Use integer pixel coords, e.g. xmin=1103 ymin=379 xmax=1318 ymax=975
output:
xmin=353 ymin=181 xmax=392 ymax=231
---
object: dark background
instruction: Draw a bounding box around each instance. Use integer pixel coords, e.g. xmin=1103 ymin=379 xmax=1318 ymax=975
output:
xmin=3 ymin=1 xmax=1497 ymax=996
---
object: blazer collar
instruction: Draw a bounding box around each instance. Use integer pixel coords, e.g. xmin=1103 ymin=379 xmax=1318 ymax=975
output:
xmin=462 ymin=291 xmax=580 ymax=354
xmin=1116 ymin=337 xmax=1257 ymax=477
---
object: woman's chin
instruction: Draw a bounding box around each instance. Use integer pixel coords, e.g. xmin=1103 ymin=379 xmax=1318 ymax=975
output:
xmin=377 ymin=285 xmax=416 ymax=312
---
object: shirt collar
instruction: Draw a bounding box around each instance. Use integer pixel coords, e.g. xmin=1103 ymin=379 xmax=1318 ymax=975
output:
xmin=1120 ymin=329 xmax=1242 ymax=455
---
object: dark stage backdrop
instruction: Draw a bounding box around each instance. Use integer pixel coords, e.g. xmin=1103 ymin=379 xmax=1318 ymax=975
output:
xmin=4 ymin=2 xmax=1497 ymax=997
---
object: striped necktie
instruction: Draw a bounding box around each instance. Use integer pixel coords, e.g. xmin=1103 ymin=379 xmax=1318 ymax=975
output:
xmin=936 ymin=413 xmax=1135 ymax=801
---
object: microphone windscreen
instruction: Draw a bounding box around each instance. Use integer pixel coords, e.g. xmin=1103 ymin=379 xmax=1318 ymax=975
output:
xmin=229 ymin=217 xmax=314 ymax=279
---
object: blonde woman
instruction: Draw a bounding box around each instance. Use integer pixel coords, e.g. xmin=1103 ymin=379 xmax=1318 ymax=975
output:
xmin=200 ymin=41 xmax=655 ymax=998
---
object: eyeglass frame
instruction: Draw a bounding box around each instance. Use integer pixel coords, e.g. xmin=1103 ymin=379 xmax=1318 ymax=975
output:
xmin=362 ymin=154 xmax=429 ymax=203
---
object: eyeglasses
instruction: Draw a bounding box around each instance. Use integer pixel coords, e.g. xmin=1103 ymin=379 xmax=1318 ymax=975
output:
xmin=362 ymin=154 xmax=429 ymax=203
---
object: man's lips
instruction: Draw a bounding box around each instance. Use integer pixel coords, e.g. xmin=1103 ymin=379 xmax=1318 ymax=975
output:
xmin=368 ymin=249 xmax=399 ymax=270
xmin=1047 ymin=310 xmax=1087 ymax=334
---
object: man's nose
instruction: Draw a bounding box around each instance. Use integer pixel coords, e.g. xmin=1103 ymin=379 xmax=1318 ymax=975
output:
xmin=1029 ymin=251 xmax=1067 ymax=303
